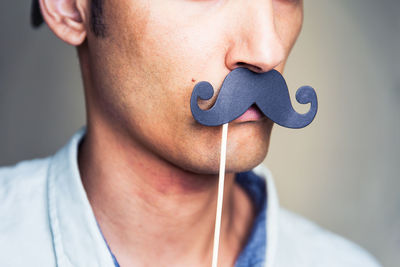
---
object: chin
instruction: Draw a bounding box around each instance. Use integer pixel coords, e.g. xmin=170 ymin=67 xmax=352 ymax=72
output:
xmin=180 ymin=143 xmax=269 ymax=175
xmin=178 ymin=119 xmax=273 ymax=175
xmin=225 ymin=138 xmax=270 ymax=174
xmin=225 ymin=119 xmax=273 ymax=172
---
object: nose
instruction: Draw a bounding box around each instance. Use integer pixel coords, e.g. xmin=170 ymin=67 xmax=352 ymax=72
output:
xmin=225 ymin=1 xmax=285 ymax=73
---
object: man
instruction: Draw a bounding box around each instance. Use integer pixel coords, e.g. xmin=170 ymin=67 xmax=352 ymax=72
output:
xmin=0 ymin=0 xmax=380 ymax=266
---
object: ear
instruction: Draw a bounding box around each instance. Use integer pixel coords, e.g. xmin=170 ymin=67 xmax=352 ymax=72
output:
xmin=39 ymin=0 xmax=88 ymax=46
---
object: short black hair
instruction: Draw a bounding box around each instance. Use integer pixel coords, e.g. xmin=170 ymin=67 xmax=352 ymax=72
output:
xmin=31 ymin=0 xmax=106 ymax=37
xmin=31 ymin=0 xmax=44 ymax=27
xmin=90 ymin=0 xmax=106 ymax=37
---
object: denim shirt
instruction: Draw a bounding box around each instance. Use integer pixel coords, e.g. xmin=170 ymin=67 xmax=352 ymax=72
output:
xmin=0 ymin=127 xmax=381 ymax=267
xmin=234 ymin=172 xmax=267 ymax=266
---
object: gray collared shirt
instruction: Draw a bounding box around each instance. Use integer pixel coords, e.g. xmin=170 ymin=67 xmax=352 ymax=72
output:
xmin=0 ymin=127 xmax=381 ymax=267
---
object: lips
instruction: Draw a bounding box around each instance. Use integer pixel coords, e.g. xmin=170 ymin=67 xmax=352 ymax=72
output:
xmin=233 ymin=105 xmax=264 ymax=123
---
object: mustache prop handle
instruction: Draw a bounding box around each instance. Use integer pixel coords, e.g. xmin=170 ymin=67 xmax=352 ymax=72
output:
xmin=211 ymin=123 xmax=228 ymax=267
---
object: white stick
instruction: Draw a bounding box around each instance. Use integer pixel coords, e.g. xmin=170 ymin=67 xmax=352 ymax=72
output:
xmin=211 ymin=123 xmax=229 ymax=267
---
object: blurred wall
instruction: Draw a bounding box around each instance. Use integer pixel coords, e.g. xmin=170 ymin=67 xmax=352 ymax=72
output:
xmin=266 ymin=1 xmax=400 ymax=266
xmin=1 ymin=1 xmax=399 ymax=266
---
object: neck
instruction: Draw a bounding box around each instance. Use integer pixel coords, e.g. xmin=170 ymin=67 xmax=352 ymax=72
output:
xmin=78 ymin=118 xmax=254 ymax=267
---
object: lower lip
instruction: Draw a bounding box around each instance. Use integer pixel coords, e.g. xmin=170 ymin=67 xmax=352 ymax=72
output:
xmin=233 ymin=105 xmax=264 ymax=123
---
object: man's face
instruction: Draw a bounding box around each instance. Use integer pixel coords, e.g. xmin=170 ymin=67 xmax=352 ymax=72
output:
xmin=85 ymin=0 xmax=303 ymax=174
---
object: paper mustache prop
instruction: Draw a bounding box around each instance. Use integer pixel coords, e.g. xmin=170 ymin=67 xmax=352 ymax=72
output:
xmin=190 ymin=67 xmax=318 ymax=128
xmin=190 ymin=67 xmax=318 ymax=267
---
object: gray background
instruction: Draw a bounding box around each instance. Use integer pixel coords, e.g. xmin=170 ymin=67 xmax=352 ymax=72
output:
xmin=1 ymin=1 xmax=399 ymax=266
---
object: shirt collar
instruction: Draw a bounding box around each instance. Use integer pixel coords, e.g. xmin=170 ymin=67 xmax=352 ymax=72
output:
xmin=46 ymin=127 xmax=280 ymax=267
xmin=47 ymin=127 xmax=115 ymax=266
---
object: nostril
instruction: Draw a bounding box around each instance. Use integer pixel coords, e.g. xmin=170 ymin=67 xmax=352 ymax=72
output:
xmin=236 ymin=62 xmax=263 ymax=73
xmin=249 ymin=65 xmax=263 ymax=73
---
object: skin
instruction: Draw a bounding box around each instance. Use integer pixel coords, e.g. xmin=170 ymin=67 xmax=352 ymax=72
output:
xmin=40 ymin=0 xmax=303 ymax=266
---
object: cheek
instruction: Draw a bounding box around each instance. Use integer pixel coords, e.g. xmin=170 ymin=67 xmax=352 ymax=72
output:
xmin=273 ymin=2 xmax=303 ymax=54
xmin=99 ymin=0 xmax=232 ymax=121
xmin=273 ymin=11 xmax=303 ymax=72
xmin=128 ymin=12 xmax=230 ymax=120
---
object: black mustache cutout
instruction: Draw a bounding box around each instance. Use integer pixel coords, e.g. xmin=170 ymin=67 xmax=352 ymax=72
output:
xmin=190 ymin=68 xmax=318 ymax=128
